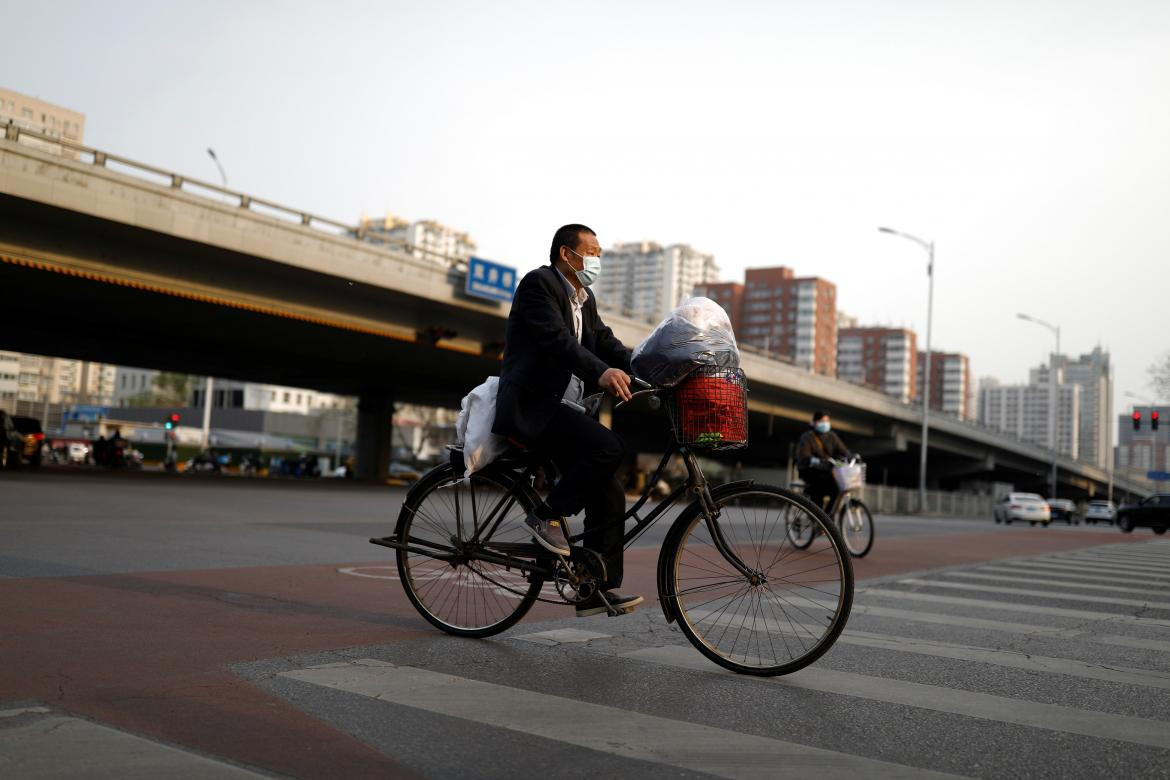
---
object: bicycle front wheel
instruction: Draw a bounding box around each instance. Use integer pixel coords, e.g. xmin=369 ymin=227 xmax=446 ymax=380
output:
xmin=838 ymin=498 xmax=874 ymax=557
xmin=395 ymin=462 xmax=542 ymax=637
xmin=664 ymin=484 xmax=853 ymax=676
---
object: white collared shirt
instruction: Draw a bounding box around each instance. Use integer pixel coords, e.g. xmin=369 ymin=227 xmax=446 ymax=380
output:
xmin=554 ymin=266 xmax=589 ymax=408
xmin=554 ymin=267 xmax=588 ymax=344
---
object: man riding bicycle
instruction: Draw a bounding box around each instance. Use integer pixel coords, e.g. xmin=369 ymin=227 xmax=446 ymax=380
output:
xmin=795 ymin=410 xmax=854 ymax=513
xmin=492 ymin=223 xmax=644 ymax=617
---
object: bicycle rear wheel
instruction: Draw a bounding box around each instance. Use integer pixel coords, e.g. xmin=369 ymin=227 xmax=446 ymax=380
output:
xmin=664 ymin=484 xmax=853 ymax=676
xmin=785 ymin=505 xmax=815 ymax=549
xmin=838 ymin=498 xmax=874 ymax=557
xmin=395 ymin=462 xmax=542 ymax=637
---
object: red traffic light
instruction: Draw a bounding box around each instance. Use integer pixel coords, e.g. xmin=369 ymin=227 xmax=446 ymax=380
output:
xmin=1154 ymin=410 xmax=1161 ymax=431
xmin=170 ymin=413 xmax=181 ymax=423
xmin=1133 ymin=410 xmax=1142 ymax=430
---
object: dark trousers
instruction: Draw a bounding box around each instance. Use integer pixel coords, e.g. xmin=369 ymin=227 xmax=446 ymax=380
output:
xmin=534 ymin=404 xmax=626 ymax=589
xmin=799 ymin=467 xmax=840 ymax=514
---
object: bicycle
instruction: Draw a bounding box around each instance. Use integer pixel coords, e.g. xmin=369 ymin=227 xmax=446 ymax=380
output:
xmin=371 ymin=367 xmax=854 ymax=676
xmin=786 ymin=456 xmax=875 ymax=558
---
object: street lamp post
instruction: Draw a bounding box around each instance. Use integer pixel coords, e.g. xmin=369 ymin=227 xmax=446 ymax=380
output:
xmin=879 ymin=227 xmax=934 ymax=513
xmin=201 ymin=148 xmax=227 ymax=452
xmin=1017 ymin=313 xmax=1060 ymax=498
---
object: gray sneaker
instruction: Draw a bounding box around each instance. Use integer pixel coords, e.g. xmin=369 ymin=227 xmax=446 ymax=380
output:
xmin=576 ymin=591 xmax=645 ymax=617
xmin=524 ymin=511 xmax=571 ymax=556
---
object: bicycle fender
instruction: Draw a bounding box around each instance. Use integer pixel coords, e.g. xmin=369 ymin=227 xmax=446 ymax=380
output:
xmin=655 ymin=480 xmax=757 ymax=623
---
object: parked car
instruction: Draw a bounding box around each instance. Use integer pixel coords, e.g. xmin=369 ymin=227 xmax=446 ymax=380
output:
xmin=0 ymin=411 xmax=23 ymax=469
xmin=10 ymin=416 xmax=45 ymax=466
xmin=1084 ymin=500 xmax=1116 ymax=525
xmin=994 ymin=493 xmax=1051 ymax=526
xmin=1116 ymin=494 xmax=1170 ymax=535
xmin=1046 ymin=498 xmax=1078 ymax=525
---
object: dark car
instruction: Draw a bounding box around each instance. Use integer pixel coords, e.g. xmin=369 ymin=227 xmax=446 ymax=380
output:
xmin=0 ymin=410 xmax=24 ymax=470
xmin=1116 ymin=493 xmax=1170 ymax=535
xmin=11 ymin=415 xmax=45 ymax=466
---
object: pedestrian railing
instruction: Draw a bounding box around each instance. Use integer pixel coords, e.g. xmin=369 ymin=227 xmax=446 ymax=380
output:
xmin=1 ymin=120 xmax=466 ymax=270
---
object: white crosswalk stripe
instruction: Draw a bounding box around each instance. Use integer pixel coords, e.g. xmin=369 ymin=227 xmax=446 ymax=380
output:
xmin=280 ymin=659 xmax=964 ymax=779
xmin=893 ymin=577 xmax=1170 ymax=610
xmin=941 ymin=570 xmax=1162 ymax=594
xmin=990 ymin=558 xmax=1170 ymax=580
xmin=620 ymin=646 xmax=1170 ymax=750
xmin=859 ymin=587 xmax=1170 ymax=627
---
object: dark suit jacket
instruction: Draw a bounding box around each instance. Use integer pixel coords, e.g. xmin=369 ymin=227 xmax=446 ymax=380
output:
xmin=493 ymin=265 xmax=633 ymax=444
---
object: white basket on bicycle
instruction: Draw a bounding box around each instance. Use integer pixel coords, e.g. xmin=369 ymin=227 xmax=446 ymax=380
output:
xmin=833 ymin=462 xmax=865 ymax=492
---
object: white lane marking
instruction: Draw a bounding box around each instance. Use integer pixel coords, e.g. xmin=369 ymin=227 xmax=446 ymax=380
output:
xmin=338 ymin=566 xmax=397 ymax=579
xmin=850 ymin=604 xmax=1085 ymax=638
xmin=895 ymin=578 xmax=1170 ymax=611
xmin=1060 ymin=551 xmax=1170 ymax=566
xmin=945 ymin=571 xmax=1159 ymax=595
xmin=623 ymin=645 xmax=1170 ymax=750
xmin=997 ymin=560 xmax=1170 ymax=579
xmin=1095 ymin=635 xmax=1170 ymax=653
xmin=859 ymin=588 xmax=1170 ymax=628
xmin=836 ymin=629 xmax=1170 ymax=690
xmin=279 ymin=660 xmax=963 ymax=780
xmin=1047 ymin=554 xmax=1170 ymax=574
xmin=513 ymin=629 xmax=612 ymax=645
xmin=975 ymin=564 xmax=1170 ymax=586
xmin=0 ymin=716 xmax=265 ymax=778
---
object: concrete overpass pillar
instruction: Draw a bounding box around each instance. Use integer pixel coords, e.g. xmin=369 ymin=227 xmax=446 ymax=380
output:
xmin=356 ymin=393 xmax=395 ymax=483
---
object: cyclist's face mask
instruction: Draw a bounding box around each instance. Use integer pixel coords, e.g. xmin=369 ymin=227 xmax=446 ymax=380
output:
xmin=814 ymin=420 xmax=831 ymax=434
xmin=565 ymin=246 xmax=602 ymax=287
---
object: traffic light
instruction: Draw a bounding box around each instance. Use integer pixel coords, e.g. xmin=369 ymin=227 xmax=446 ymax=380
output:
xmin=164 ymin=412 xmax=180 ymax=430
xmin=1132 ymin=411 xmax=1141 ymax=431
xmin=1154 ymin=410 xmax=1161 ymax=432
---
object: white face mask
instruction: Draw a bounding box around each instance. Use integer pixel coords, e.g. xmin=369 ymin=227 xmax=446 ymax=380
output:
xmin=814 ymin=421 xmax=831 ymax=434
xmin=567 ymin=247 xmax=602 ymax=287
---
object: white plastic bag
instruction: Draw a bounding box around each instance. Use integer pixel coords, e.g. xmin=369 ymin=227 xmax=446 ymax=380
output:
xmin=455 ymin=377 xmax=509 ymax=477
xmin=632 ymin=297 xmax=740 ymax=387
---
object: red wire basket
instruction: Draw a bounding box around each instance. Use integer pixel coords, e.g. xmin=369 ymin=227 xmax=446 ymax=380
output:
xmin=667 ymin=366 xmax=748 ymax=450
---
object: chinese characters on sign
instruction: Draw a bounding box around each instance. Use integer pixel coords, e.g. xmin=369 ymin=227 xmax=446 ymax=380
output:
xmin=465 ymin=256 xmax=518 ymax=303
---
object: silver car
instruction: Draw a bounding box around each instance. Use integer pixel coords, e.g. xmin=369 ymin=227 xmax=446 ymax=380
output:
xmin=1084 ymin=500 xmax=1116 ymax=525
xmin=994 ymin=492 xmax=1051 ymax=526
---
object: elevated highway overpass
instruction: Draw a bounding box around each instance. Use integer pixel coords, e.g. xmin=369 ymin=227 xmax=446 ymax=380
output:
xmin=0 ymin=125 xmax=1142 ymax=500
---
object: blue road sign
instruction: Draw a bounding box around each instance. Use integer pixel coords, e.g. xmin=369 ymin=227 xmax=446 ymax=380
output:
xmin=67 ymin=405 xmax=109 ymax=422
xmin=1147 ymin=470 xmax=1170 ymax=481
xmin=465 ymin=256 xmax=518 ymax=303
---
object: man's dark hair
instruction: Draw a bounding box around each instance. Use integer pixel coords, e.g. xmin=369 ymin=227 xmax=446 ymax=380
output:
xmin=812 ymin=409 xmax=829 ymax=422
xmin=549 ymin=224 xmax=595 ymax=265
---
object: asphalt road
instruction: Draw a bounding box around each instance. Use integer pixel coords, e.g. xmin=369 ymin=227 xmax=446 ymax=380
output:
xmin=3 ymin=468 xmax=1169 ymax=778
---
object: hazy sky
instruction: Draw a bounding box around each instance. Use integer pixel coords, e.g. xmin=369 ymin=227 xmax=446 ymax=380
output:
xmin=7 ymin=1 xmax=1168 ymax=430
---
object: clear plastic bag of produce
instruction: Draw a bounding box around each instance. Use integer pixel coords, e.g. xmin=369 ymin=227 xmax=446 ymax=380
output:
xmin=631 ymin=297 xmax=741 ymax=387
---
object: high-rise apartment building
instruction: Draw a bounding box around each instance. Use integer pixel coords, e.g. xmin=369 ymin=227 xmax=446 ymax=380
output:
xmin=0 ymin=86 xmax=85 ymax=156
xmin=979 ymin=373 xmax=1080 ymax=458
xmin=698 ymin=267 xmax=837 ymax=375
xmin=918 ymin=351 xmax=973 ymax=420
xmin=356 ymin=214 xmax=476 ymax=265
xmin=837 ymin=327 xmax=918 ymax=403
xmin=1116 ymin=405 xmax=1169 ymax=475
xmin=1054 ymin=347 xmax=1113 ymax=469
xmin=597 ymin=242 xmax=719 ymax=323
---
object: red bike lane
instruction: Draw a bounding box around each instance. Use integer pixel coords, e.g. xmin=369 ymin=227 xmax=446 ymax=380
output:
xmin=0 ymin=526 xmax=1149 ymax=778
